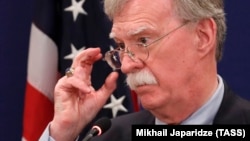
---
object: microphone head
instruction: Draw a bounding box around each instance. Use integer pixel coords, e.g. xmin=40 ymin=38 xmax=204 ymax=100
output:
xmin=92 ymin=117 xmax=111 ymax=136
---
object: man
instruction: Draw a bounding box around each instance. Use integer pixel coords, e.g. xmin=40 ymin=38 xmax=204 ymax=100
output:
xmin=40 ymin=0 xmax=250 ymax=141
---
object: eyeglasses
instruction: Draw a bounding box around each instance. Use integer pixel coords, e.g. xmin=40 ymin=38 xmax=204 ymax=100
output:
xmin=104 ymin=21 xmax=189 ymax=70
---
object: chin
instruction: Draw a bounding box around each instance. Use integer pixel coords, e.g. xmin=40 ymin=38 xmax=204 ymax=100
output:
xmin=137 ymin=90 xmax=156 ymax=104
xmin=139 ymin=99 xmax=157 ymax=110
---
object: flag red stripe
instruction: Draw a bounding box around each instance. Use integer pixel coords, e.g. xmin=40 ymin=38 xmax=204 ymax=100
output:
xmin=23 ymin=82 xmax=54 ymax=141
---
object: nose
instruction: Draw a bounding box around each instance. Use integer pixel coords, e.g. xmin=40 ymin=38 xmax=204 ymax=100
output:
xmin=120 ymin=54 xmax=144 ymax=73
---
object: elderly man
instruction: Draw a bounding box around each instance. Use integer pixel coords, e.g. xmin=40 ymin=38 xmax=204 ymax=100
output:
xmin=40 ymin=0 xmax=250 ymax=141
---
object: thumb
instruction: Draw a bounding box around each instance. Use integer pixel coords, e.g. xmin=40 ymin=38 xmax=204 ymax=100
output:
xmin=96 ymin=71 xmax=119 ymax=101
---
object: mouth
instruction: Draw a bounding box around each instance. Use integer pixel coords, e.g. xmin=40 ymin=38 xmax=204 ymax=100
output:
xmin=129 ymin=82 xmax=151 ymax=90
xmin=133 ymin=83 xmax=157 ymax=91
xmin=133 ymin=84 xmax=159 ymax=96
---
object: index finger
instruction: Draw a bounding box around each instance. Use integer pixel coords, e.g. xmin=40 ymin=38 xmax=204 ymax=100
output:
xmin=71 ymin=47 xmax=102 ymax=69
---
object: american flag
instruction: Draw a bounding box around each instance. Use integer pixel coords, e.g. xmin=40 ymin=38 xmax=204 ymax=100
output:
xmin=22 ymin=0 xmax=139 ymax=140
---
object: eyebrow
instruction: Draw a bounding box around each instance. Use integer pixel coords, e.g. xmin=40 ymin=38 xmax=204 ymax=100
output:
xmin=109 ymin=25 xmax=152 ymax=39
xmin=127 ymin=26 xmax=148 ymax=36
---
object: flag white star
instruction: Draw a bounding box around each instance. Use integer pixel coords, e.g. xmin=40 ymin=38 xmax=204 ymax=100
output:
xmin=64 ymin=44 xmax=85 ymax=60
xmin=64 ymin=0 xmax=87 ymax=21
xmin=104 ymin=95 xmax=128 ymax=117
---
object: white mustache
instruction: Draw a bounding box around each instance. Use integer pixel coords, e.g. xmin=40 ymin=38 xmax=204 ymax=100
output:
xmin=126 ymin=69 xmax=158 ymax=90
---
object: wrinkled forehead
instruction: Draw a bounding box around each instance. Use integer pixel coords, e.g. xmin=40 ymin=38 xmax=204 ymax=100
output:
xmin=112 ymin=0 xmax=174 ymax=18
xmin=109 ymin=0 xmax=174 ymax=39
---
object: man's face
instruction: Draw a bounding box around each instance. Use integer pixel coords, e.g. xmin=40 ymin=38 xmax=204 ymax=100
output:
xmin=110 ymin=0 xmax=199 ymax=110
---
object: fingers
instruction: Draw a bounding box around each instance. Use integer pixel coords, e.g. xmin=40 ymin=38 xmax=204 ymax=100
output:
xmin=71 ymin=66 xmax=92 ymax=91
xmin=96 ymin=71 xmax=119 ymax=101
xmin=64 ymin=48 xmax=102 ymax=92
xmin=61 ymin=47 xmax=119 ymax=96
xmin=58 ymin=47 xmax=120 ymax=101
xmin=71 ymin=48 xmax=102 ymax=70
xmin=60 ymin=75 xmax=92 ymax=94
xmin=102 ymin=71 xmax=119 ymax=94
xmin=52 ymin=48 xmax=118 ymax=141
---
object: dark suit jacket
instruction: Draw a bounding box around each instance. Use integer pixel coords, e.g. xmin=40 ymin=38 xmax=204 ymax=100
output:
xmin=89 ymin=82 xmax=250 ymax=141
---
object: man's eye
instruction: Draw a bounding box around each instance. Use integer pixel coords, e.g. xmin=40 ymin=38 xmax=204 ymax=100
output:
xmin=136 ymin=37 xmax=149 ymax=47
xmin=139 ymin=37 xmax=148 ymax=44
xmin=116 ymin=43 xmax=125 ymax=49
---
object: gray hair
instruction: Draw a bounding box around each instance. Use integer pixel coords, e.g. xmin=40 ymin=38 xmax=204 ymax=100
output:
xmin=104 ymin=0 xmax=226 ymax=61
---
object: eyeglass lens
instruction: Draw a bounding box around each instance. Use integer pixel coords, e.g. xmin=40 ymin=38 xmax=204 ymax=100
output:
xmin=104 ymin=46 xmax=149 ymax=70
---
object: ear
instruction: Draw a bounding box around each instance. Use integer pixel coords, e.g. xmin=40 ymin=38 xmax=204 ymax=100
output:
xmin=195 ymin=18 xmax=217 ymax=57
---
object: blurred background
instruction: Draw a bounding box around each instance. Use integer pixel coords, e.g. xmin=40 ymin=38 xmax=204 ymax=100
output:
xmin=0 ymin=0 xmax=250 ymax=140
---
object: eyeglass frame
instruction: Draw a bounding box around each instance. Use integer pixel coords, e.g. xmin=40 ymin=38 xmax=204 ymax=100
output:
xmin=104 ymin=21 xmax=190 ymax=70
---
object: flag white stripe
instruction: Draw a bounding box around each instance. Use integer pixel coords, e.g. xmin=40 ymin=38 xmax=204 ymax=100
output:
xmin=27 ymin=23 xmax=58 ymax=101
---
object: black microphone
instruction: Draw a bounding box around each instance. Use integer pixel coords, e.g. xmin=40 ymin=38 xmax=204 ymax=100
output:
xmin=82 ymin=117 xmax=111 ymax=141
